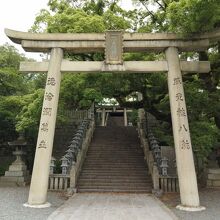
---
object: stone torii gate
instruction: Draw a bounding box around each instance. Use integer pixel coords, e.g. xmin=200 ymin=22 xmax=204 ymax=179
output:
xmin=5 ymin=28 xmax=218 ymax=210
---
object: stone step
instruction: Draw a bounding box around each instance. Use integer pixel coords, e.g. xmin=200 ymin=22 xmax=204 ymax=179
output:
xmin=84 ymin=160 xmax=146 ymax=165
xmin=80 ymin=170 xmax=150 ymax=174
xmin=207 ymin=179 xmax=220 ymax=187
xmin=78 ymin=183 xmax=151 ymax=188
xmin=207 ymin=168 xmax=220 ymax=174
xmin=82 ymin=168 xmax=147 ymax=172
xmin=78 ymin=178 xmax=151 ymax=184
xmin=77 ymin=184 xmax=152 ymax=189
xmin=84 ymin=158 xmax=145 ymax=161
xmin=77 ymin=185 xmax=152 ymax=190
xmin=81 ymin=167 xmax=148 ymax=171
xmin=77 ymin=188 xmax=151 ymax=193
xmin=86 ymin=154 xmax=144 ymax=157
xmin=82 ymin=163 xmax=146 ymax=166
xmin=79 ymin=176 xmax=151 ymax=180
xmin=81 ymin=172 xmax=149 ymax=176
xmin=208 ymin=173 xmax=220 ymax=180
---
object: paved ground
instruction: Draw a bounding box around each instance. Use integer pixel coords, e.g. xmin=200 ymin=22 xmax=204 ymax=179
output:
xmin=160 ymin=188 xmax=220 ymax=220
xmin=0 ymin=186 xmax=66 ymax=220
xmin=1 ymin=186 xmax=220 ymax=220
xmin=48 ymin=193 xmax=178 ymax=220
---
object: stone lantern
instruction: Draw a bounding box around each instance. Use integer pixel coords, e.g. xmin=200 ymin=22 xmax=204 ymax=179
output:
xmin=50 ymin=156 xmax=56 ymax=174
xmin=154 ymin=145 xmax=161 ymax=165
xmin=61 ymin=156 xmax=69 ymax=175
xmin=160 ymin=157 xmax=169 ymax=176
xmin=153 ymin=144 xmax=160 ymax=153
xmin=1 ymin=134 xmax=30 ymax=186
xmin=151 ymin=140 xmax=159 ymax=150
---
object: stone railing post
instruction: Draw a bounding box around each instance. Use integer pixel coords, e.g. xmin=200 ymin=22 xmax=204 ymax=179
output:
xmin=101 ymin=108 xmax=105 ymax=126
xmin=152 ymin=163 xmax=160 ymax=190
xmin=124 ymin=108 xmax=128 ymax=126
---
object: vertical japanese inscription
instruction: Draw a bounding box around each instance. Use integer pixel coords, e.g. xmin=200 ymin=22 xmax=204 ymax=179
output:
xmin=38 ymin=140 xmax=46 ymax=149
xmin=43 ymin=107 xmax=52 ymax=116
xmin=172 ymin=76 xmax=191 ymax=150
xmin=181 ymin=140 xmax=190 ymax=150
xmin=45 ymin=92 xmax=54 ymax=101
xmin=41 ymin=123 xmax=48 ymax=132
xmin=47 ymin=77 xmax=56 ymax=86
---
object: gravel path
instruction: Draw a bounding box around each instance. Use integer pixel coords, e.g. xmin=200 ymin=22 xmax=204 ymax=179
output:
xmin=160 ymin=188 xmax=220 ymax=220
xmin=0 ymin=186 xmax=66 ymax=220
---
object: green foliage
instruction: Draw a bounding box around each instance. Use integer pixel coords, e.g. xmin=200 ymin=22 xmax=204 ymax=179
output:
xmin=103 ymin=9 xmax=131 ymax=30
xmin=0 ymin=96 xmax=25 ymax=142
xmin=166 ymin=0 xmax=220 ymax=35
xmin=0 ymin=43 xmax=25 ymax=69
xmin=31 ymin=0 xmax=135 ymax=33
xmin=190 ymin=120 xmax=219 ymax=160
xmin=15 ymin=89 xmax=44 ymax=136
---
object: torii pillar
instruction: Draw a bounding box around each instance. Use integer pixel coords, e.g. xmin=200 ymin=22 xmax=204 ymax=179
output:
xmin=166 ymin=47 xmax=205 ymax=211
xmin=24 ymin=48 xmax=63 ymax=208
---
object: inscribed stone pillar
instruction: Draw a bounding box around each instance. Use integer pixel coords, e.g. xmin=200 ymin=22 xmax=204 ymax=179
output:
xmin=24 ymin=48 xmax=63 ymax=208
xmin=165 ymin=47 xmax=205 ymax=211
xmin=124 ymin=108 xmax=128 ymax=126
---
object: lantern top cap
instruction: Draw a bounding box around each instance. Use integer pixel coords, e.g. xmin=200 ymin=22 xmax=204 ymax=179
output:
xmin=8 ymin=133 xmax=27 ymax=146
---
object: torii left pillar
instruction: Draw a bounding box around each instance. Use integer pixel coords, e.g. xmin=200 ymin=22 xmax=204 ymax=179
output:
xmin=24 ymin=48 xmax=63 ymax=208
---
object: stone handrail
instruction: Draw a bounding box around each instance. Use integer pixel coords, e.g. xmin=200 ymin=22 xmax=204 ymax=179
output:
xmin=49 ymin=118 xmax=95 ymax=192
xmin=49 ymin=104 xmax=95 ymax=191
xmin=137 ymin=120 xmax=160 ymax=191
xmin=48 ymin=174 xmax=70 ymax=191
xmin=68 ymin=120 xmax=95 ymax=192
xmin=137 ymin=109 xmax=179 ymax=193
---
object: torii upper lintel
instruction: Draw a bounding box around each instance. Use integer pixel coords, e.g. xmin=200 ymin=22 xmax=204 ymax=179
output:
xmin=6 ymin=28 xmax=220 ymax=53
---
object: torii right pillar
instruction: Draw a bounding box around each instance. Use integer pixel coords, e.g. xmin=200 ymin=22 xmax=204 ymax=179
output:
xmin=165 ymin=47 xmax=205 ymax=211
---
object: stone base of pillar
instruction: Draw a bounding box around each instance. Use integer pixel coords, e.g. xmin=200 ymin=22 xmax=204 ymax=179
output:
xmin=23 ymin=202 xmax=51 ymax=209
xmin=176 ymin=204 xmax=206 ymax=212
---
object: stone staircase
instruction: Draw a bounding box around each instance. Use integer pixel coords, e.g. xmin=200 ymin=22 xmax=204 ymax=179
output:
xmin=77 ymin=117 xmax=152 ymax=193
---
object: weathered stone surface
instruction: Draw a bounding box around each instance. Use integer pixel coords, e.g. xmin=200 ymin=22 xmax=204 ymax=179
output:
xmin=47 ymin=193 xmax=178 ymax=220
xmin=207 ymin=168 xmax=220 ymax=174
xmin=20 ymin=60 xmax=210 ymax=73
xmin=207 ymin=180 xmax=213 ymax=186
xmin=166 ymin=47 xmax=201 ymax=208
xmin=208 ymin=173 xmax=220 ymax=180
xmin=27 ymin=48 xmax=63 ymax=206
xmin=212 ymin=180 xmax=220 ymax=187
xmin=7 ymin=163 xmax=27 ymax=172
xmin=5 ymin=28 xmax=214 ymax=53
xmin=5 ymin=170 xmax=29 ymax=177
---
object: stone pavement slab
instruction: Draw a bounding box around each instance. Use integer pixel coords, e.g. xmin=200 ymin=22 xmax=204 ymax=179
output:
xmin=0 ymin=186 xmax=66 ymax=220
xmin=48 ymin=193 xmax=178 ymax=220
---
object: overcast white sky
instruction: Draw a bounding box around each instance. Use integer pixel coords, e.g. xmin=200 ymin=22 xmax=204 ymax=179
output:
xmin=0 ymin=0 xmax=133 ymax=61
